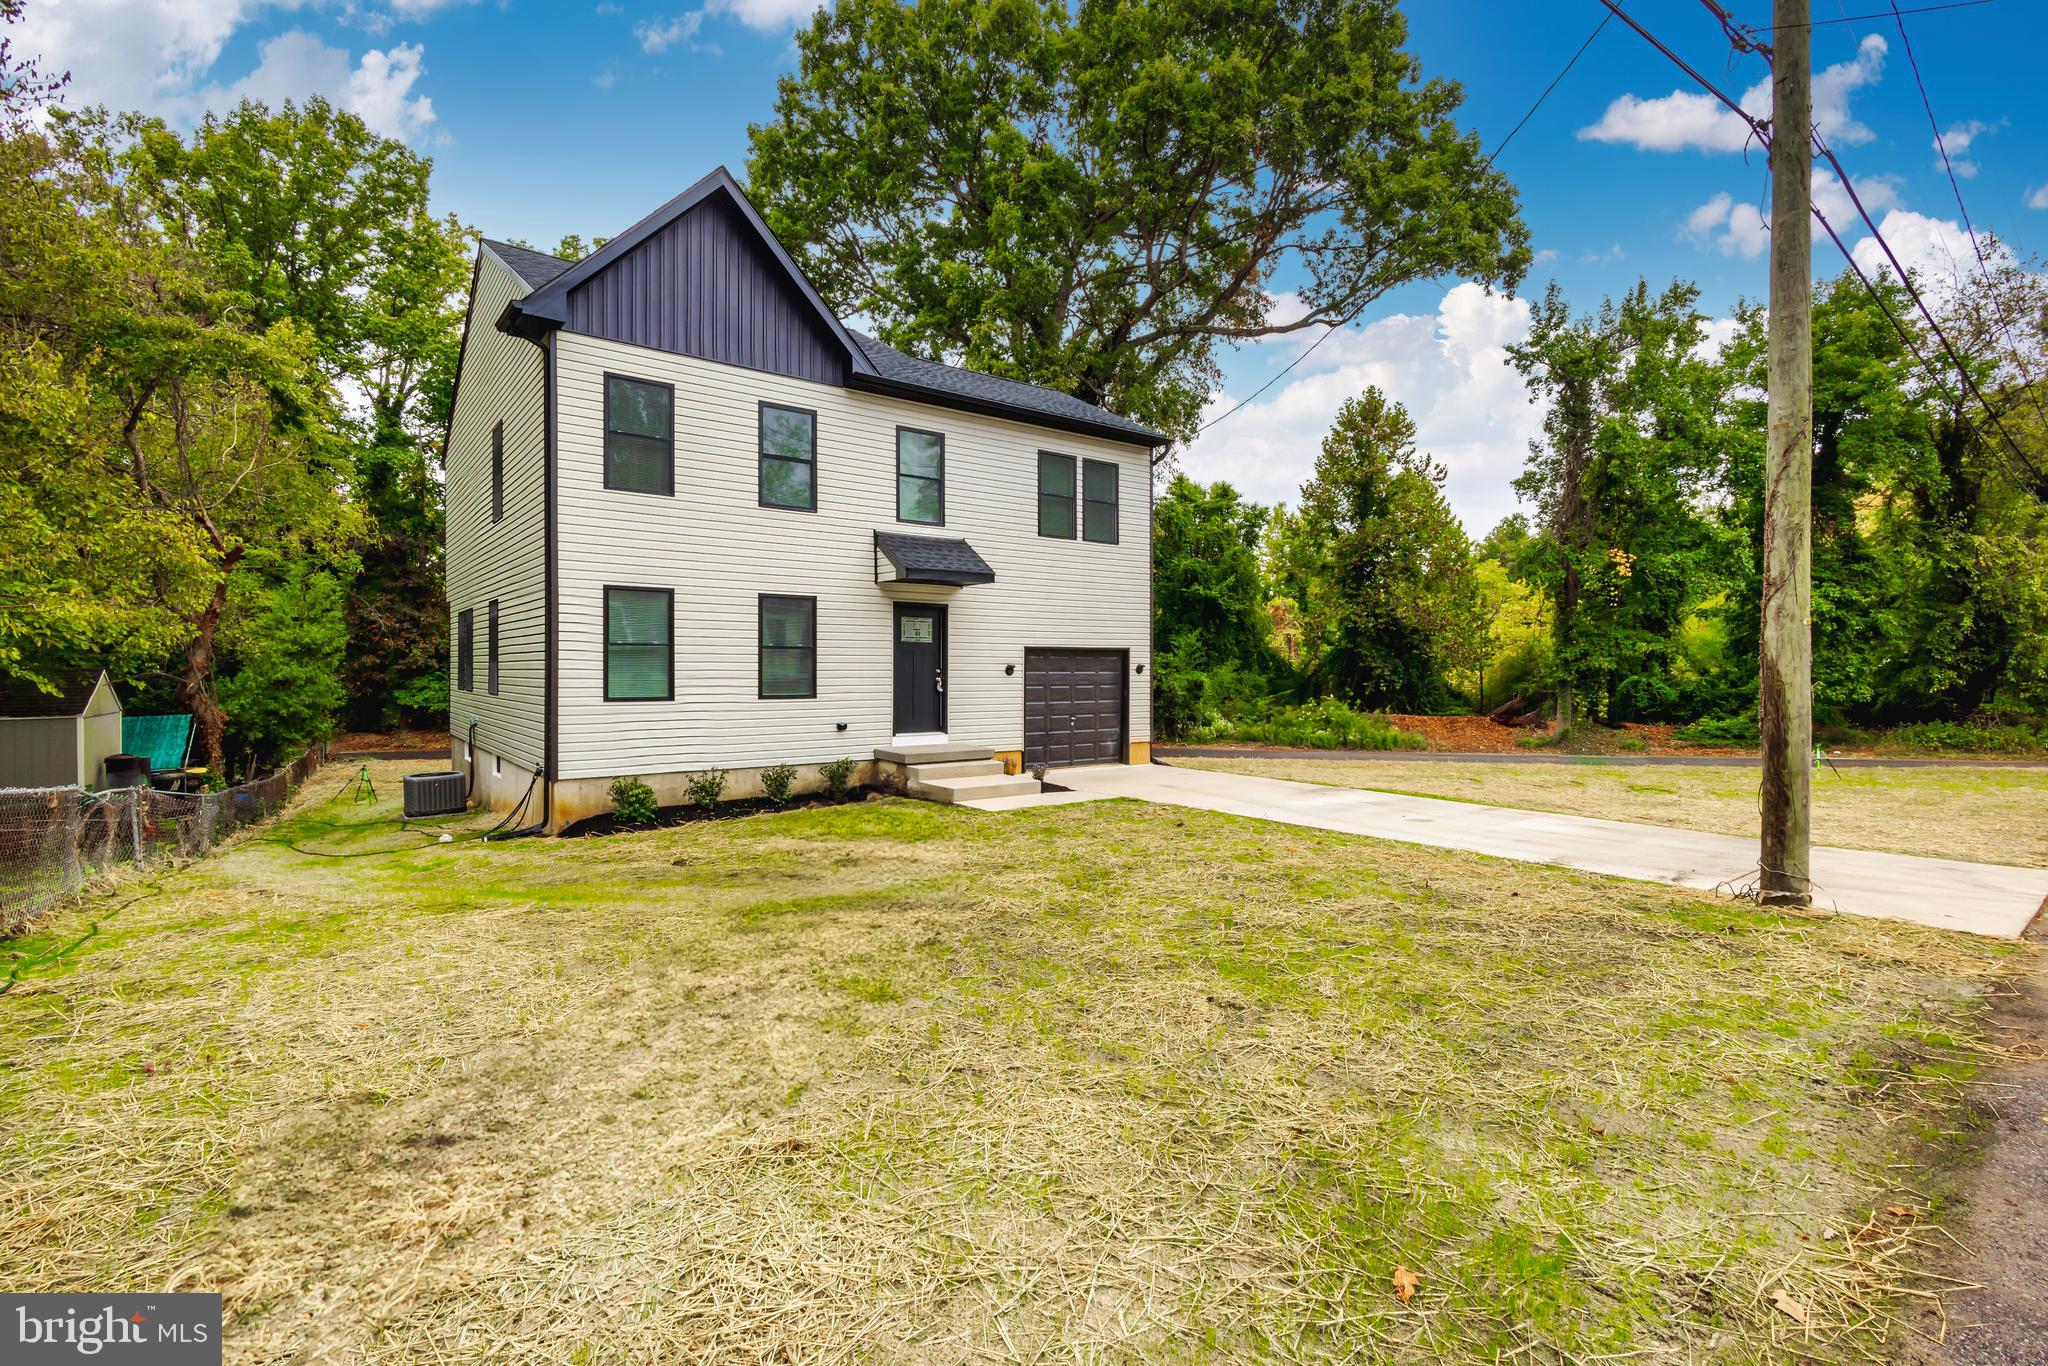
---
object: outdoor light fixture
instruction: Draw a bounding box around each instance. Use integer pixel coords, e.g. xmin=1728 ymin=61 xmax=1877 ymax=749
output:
xmin=1004 ymin=663 xmax=1017 ymax=675
xmin=1135 ymin=663 xmax=1146 ymax=674
xmin=835 ymin=721 xmax=849 ymax=731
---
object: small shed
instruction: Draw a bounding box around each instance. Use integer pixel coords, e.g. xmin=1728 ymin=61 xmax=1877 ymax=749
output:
xmin=0 ymin=670 xmax=125 ymax=790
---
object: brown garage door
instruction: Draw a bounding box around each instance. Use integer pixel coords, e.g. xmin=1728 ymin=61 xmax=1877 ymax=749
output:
xmin=1023 ymin=649 xmax=1126 ymax=769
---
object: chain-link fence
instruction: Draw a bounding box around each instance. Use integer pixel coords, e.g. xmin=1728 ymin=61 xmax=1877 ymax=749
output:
xmin=0 ymin=746 xmax=325 ymax=937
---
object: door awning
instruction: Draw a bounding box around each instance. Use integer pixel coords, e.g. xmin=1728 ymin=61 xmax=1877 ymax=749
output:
xmin=873 ymin=530 xmax=995 ymax=586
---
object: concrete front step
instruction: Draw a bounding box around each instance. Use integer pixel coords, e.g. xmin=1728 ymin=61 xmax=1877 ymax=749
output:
xmin=912 ymin=773 xmax=1042 ymax=804
xmin=905 ymin=758 xmax=1005 ymax=784
xmin=874 ymin=742 xmax=996 ymax=766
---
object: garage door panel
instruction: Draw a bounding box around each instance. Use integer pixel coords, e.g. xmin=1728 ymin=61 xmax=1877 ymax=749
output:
xmin=1023 ymin=649 xmax=1125 ymax=769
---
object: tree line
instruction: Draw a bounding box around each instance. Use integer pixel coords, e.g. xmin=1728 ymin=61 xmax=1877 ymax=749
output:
xmin=1155 ymin=268 xmax=2048 ymax=741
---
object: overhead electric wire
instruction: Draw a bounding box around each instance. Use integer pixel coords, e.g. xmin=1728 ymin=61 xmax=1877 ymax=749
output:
xmin=1760 ymin=0 xmax=1992 ymax=29
xmin=1194 ymin=10 xmax=1614 ymax=437
xmin=1596 ymin=0 xmax=2042 ymax=485
xmin=1887 ymin=0 xmax=2048 ymax=434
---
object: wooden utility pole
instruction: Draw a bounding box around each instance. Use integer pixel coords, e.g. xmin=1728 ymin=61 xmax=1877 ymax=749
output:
xmin=1759 ymin=0 xmax=1814 ymax=905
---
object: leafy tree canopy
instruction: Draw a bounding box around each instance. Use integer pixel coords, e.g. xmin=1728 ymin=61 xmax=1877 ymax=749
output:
xmin=748 ymin=0 xmax=1529 ymax=438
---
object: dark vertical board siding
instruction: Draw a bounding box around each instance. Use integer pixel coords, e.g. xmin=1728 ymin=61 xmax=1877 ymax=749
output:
xmin=567 ymin=197 xmax=845 ymax=385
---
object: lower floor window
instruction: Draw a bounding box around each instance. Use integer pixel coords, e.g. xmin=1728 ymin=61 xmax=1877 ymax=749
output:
xmin=759 ymin=595 xmax=816 ymax=698
xmin=605 ymin=586 xmax=673 ymax=701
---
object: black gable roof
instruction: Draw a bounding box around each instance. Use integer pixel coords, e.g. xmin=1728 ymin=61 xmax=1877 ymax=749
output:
xmin=481 ymin=239 xmax=576 ymax=292
xmin=486 ymin=167 xmax=1167 ymax=449
xmin=848 ymin=330 xmax=1162 ymax=445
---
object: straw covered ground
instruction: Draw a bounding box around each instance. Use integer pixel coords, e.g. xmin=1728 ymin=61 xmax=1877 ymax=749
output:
xmin=0 ymin=759 xmax=2030 ymax=1361
xmin=1175 ymin=756 xmax=2048 ymax=870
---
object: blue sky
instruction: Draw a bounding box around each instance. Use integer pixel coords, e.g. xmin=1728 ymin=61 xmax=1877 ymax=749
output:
xmin=21 ymin=0 xmax=2048 ymax=531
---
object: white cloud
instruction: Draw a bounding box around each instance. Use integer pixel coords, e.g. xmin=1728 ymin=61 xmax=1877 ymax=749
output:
xmin=1580 ymin=34 xmax=1886 ymax=153
xmin=705 ymin=0 xmax=824 ymax=29
xmin=1681 ymin=191 xmax=1770 ymax=259
xmin=178 ymin=29 xmax=434 ymax=139
xmin=1936 ymin=118 xmax=1997 ymax=179
xmin=635 ymin=10 xmax=707 ymax=52
xmin=1177 ymin=283 xmax=1544 ymax=535
xmin=1846 ymin=208 xmax=2005 ymax=306
xmin=593 ymin=68 xmax=619 ymax=90
xmin=1579 ymin=242 xmax=1625 ymax=265
xmin=15 ymin=1 xmax=438 ymax=140
xmin=1812 ymin=170 xmax=1901 ymax=225
xmin=1531 ymin=248 xmax=1560 ymax=266
xmin=2029 ymin=184 xmax=2048 ymax=210
xmin=1693 ymin=315 xmax=1743 ymax=362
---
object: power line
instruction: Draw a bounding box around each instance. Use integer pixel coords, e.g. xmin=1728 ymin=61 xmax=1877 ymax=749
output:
xmin=1760 ymin=0 xmax=1992 ymax=29
xmin=1196 ymin=11 xmax=1613 ymax=437
xmin=1887 ymin=0 xmax=2048 ymax=433
xmin=1596 ymin=0 xmax=2042 ymax=484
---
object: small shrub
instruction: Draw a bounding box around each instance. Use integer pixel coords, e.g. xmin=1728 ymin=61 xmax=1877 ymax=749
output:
xmin=1617 ymin=736 xmax=1647 ymax=753
xmin=1029 ymin=762 xmax=1049 ymax=783
xmin=1183 ymin=698 xmax=1425 ymax=751
xmin=1675 ymin=712 xmax=1760 ymax=747
xmin=819 ymin=757 xmax=857 ymax=798
xmin=685 ymin=768 xmax=727 ymax=810
xmin=608 ymin=775 xmax=657 ymax=826
xmin=760 ymin=762 xmax=797 ymax=806
xmin=1884 ymin=719 xmax=2048 ymax=755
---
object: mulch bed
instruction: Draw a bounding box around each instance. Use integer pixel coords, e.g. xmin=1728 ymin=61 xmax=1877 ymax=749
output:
xmin=332 ymin=729 xmax=453 ymax=754
xmin=561 ymin=787 xmax=882 ymax=838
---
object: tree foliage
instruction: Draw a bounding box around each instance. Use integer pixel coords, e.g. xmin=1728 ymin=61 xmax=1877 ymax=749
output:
xmin=748 ymin=0 xmax=1528 ymax=437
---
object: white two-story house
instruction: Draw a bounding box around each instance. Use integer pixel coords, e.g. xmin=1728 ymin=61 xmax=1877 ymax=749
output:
xmin=445 ymin=167 xmax=1165 ymax=829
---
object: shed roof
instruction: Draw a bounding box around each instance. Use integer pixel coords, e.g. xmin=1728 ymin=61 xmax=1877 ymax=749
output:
xmin=0 ymin=670 xmax=107 ymax=719
xmin=874 ymin=531 xmax=997 ymax=586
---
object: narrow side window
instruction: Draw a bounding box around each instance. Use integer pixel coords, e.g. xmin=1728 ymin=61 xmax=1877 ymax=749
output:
xmin=456 ymin=608 xmax=474 ymax=692
xmin=490 ymin=421 xmax=504 ymax=522
xmin=1082 ymin=458 xmax=1119 ymax=544
xmin=486 ymin=599 xmax=500 ymax=695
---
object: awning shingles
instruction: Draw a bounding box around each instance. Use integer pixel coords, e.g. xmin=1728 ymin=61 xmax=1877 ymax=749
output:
xmin=873 ymin=531 xmax=995 ymax=586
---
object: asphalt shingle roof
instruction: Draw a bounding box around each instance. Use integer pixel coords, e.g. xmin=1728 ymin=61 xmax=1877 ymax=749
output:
xmin=0 ymin=671 xmax=101 ymax=719
xmin=482 ymin=239 xmax=577 ymax=291
xmin=875 ymin=531 xmax=996 ymax=585
xmin=475 ymin=235 xmax=1164 ymax=446
xmin=849 ymin=330 xmax=1163 ymax=444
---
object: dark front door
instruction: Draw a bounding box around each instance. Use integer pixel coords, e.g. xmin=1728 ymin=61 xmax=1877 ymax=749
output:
xmin=893 ymin=604 xmax=947 ymax=733
xmin=1023 ymin=649 xmax=1126 ymax=768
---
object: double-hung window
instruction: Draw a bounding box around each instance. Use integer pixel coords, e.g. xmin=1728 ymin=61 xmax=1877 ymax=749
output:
xmin=1037 ymin=452 xmax=1076 ymax=538
xmin=604 ymin=587 xmax=673 ymax=701
xmin=603 ymin=374 xmax=674 ymax=495
xmin=1082 ymin=459 xmax=1119 ymax=543
xmin=758 ymin=595 xmax=817 ymax=699
xmin=896 ymin=428 xmax=944 ymax=524
xmin=456 ymin=608 xmax=474 ymax=692
xmin=759 ymin=403 xmax=817 ymax=510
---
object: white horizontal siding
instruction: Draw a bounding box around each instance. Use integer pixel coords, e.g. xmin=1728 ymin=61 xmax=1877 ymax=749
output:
xmin=444 ymin=248 xmax=547 ymax=771
xmin=553 ymin=331 xmax=1153 ymax=778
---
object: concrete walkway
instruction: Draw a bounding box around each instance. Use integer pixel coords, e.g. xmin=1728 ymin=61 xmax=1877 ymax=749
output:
xmin=1057 ymin=763 xmax=2048 ymax=939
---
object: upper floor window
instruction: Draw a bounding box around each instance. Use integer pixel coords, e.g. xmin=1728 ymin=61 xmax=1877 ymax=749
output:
xmin=896 ymin=427 xmax=944 ymax=525
xmin=603 ymin=373 xmax=673 ymax=495
xmin=490 ymin=421 xmax=504 ymax=522
xmin=1082 ymin=458 xmax=1119 ymax=544
xmin=604 ymin=586 xmax=673 ymax=701
xmin=1037 ymin=452 xmax=1076 ymax=538
xmin=759 ymin=403 xmax=817 ymax=511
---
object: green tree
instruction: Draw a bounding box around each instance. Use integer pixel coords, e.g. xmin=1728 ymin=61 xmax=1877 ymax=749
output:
xmin=1506 ymin=281 xmax=1731 ymax=723
xmin=1277 ymin=388 xmax=1481 ymax=709
xmin=1151 ymin=475 xmax=1278 ymax=734
xmin=748 ymin=0 xmax=1528 ymax=438
xmin=217 ymin=556 xmax=351 ymax=768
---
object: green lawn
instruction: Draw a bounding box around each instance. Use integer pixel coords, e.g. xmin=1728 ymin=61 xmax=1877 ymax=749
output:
xmin=0 ymin=760 xmax=2025 ymax=1361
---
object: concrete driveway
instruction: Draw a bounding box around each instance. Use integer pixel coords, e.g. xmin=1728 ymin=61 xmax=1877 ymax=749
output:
xmin=1057 ymin=762 xmax=2048 ymax=939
